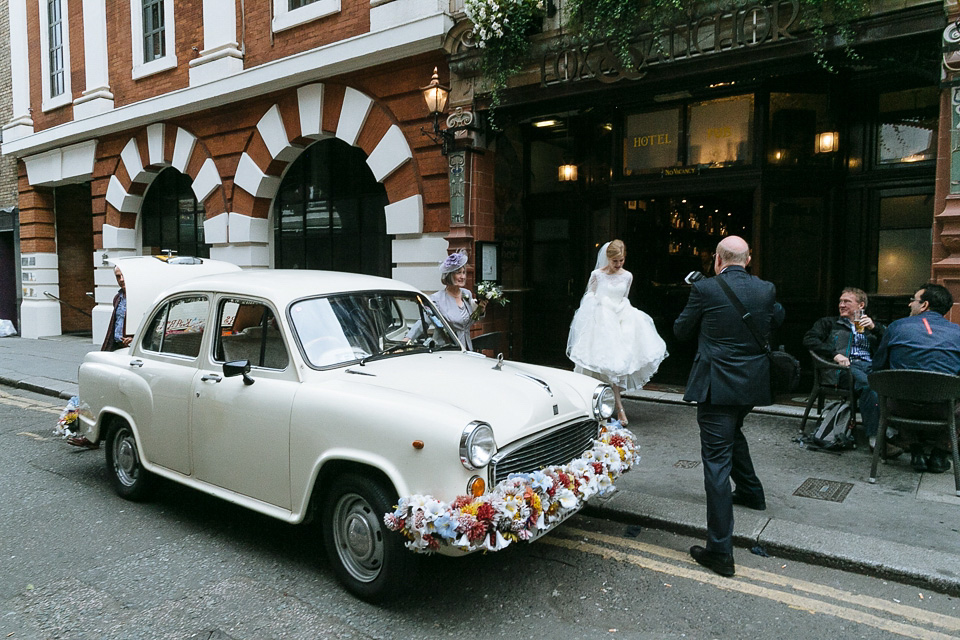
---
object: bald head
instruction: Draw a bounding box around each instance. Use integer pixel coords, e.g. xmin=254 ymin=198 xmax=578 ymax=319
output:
xmin=715 ymin=235 xmax=750 ymax=272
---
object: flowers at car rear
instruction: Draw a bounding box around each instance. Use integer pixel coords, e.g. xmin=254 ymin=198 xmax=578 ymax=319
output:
xmin=384 ymin=426 xmax=638 ymax=554
xmin=53 ymin=396 xmax=81 ymax=439
xmin=470 ymin=281 xmax=509 ymax=321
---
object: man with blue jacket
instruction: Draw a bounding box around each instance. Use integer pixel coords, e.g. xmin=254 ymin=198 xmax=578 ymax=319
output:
xmin=873 ymin=283 xmax=960 ymax=473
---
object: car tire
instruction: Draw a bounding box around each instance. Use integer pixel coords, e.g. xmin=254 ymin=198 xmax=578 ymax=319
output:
xmin=321 ymin=474 xmax=417 ymax=603
xmin=105 ymin=420 xmax=154 ymax=501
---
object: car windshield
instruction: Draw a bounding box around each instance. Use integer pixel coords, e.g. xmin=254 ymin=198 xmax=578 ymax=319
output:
xmin=289 ymin=291 xmax=461 ymax=368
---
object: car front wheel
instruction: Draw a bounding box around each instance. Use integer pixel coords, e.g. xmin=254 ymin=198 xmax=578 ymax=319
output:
xmin=321 ymin=474 xmax=417 ymax=602
xmin=105 ymin=420 xmax=153 ymax=501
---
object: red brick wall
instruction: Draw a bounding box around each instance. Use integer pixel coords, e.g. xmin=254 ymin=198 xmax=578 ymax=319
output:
xmin=17 ymin=165 xmax=56 ymax=254
xmin=90 ymin=56 xmax=450 ymax=246
xmin=28 ymin=0 xmax=388 ymax=131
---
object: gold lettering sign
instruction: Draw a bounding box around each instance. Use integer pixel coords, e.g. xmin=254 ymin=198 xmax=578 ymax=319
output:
xmin=633 ymin=134 xmax=672 ymax=147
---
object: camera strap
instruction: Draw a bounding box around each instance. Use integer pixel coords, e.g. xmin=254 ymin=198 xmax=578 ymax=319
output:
xmin=715 ymin=276 xmax=772 ymax=355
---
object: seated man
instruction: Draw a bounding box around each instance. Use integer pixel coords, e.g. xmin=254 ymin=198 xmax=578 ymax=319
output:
xmin=873 ymin=283 xmax=960 ymax=473
xmin=803 ymin=287 xmax=884 ymax=448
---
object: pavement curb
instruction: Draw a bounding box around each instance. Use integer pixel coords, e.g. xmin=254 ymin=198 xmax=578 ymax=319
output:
xmin=586 ymin=489 xmax=960 ymax=597
xmin=0 ymin=375 xmax=76 ymax=401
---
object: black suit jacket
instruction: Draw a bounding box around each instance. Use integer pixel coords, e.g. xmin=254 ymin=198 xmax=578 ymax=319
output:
xmin=674 ymin=266 xmax=785 ymax=406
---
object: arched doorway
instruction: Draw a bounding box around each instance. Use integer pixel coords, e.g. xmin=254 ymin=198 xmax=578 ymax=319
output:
xmin=273 ymin=138 xmax=389 ymax=276
xmin=140 ymin=167 xmax=210 ymax=258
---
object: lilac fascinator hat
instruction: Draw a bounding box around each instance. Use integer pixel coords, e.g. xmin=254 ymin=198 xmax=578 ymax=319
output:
xmin=440 ymin=249 xmax=468 ymax=276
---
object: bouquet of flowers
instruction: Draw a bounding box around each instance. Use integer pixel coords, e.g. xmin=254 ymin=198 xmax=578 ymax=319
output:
xmin=54 ymin=396 xmax=81 ymax=439
xmin=384 ymin=425 xmax=638 ymax=554
xmin=471 ymin=281 xmax=509 ymax=321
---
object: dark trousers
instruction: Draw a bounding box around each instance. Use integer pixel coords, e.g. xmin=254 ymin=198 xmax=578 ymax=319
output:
xmin=841 ymin=359 xmax=880 ymax=437
xmin=697 ymin=403 xmax=764 ymax=554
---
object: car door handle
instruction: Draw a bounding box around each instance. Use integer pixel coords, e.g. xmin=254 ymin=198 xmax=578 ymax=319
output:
xmin=129 ymin=359 xmax=144 ymax=368
xmin=201 ymin=373 xmax=222 ymax=383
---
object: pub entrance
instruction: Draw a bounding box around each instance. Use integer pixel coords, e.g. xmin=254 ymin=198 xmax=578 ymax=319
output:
xmin=617 ymin=191 xmax=755 ymax=385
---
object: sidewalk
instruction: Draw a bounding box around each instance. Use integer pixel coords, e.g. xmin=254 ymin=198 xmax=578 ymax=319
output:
xmin=2 ymin=335 xmax=959 ymax=595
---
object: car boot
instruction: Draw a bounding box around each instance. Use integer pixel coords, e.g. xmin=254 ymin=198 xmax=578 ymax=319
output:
xmin=910 ymin=444 xmax=927 ymax=473
xmin=926 ymin=448 xmax=952 ymax=474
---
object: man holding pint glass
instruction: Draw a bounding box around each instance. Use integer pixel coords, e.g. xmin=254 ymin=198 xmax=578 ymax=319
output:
xmin=803 ymin=287 xmax=886 ymax=450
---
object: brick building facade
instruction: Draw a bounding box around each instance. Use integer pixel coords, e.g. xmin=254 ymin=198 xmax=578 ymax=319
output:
xmin=2 ymin=0 xmax=485 ymax=342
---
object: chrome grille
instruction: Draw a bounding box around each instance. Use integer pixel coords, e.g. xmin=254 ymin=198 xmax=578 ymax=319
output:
xmin=490 ymin=420 xmax=600 ymax=485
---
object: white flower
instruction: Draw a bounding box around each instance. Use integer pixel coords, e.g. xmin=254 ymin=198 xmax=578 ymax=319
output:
xmin=556 ymin=488 xmax=578 ymax=510
xmin=424 ymin=499 xmax=445 ymax=521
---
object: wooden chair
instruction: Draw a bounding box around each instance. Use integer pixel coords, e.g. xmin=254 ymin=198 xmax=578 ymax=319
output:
xmin=799 ymin=350 xmax=858 ymax=435
xmin=472 ymin=331 xmax=505 ymax=356
xmin=867 ymin=369 xmax=960 ymax=496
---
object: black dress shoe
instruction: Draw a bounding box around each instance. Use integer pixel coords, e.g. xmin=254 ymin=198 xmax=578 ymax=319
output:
xmin=731 ymin=491 xmax=766 ymax=511
xmin=690 ymin=545 xmax=735 ymax=577
xmin=926 ymin=449 xmax=952 ymax=474
xmin=910 ymin=445 xmax=928 ymax=473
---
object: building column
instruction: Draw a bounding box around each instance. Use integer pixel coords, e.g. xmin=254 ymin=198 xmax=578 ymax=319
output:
xmin=93 ymin=225 xmax=137 ymax=345
xmin=935 ymin=14 xmax=960 ymax=322
xmin=73 ymin=0 xmax=114 ymax=118
xmin=189 ymin=0 xmax=244 ymax=86
xmin=18 ymin=180 xmax=59 ymax=338
xmin=2 ymin=0 xmax=33 ymax=142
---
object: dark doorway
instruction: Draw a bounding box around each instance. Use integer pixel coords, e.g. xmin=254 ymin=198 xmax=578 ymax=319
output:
xmin=273 ymin=139 xmax=389 ymax=277
xmin=141 ymin=168 xmax=210 ymax=258
xmin=0 ymin=230 xmax=16 ymax=329
xmin=617 ymin=192 xmax=755 ymax=385
xmin=55 ymin=184 xmax=94 ymax=335
xmin=522 ymin=191 xmax=588 ymax=368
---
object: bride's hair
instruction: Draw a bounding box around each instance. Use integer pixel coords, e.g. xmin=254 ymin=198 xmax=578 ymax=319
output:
xmin=606 ymin=239 xmax=626 ymax=262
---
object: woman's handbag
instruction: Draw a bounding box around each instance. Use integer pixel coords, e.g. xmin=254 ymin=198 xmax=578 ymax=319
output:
xmin=715 ymin=278 xmax=801 ymax=396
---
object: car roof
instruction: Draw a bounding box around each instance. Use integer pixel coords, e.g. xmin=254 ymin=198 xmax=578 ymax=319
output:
xmin=158 ymin=269 xmax=422 ymax=307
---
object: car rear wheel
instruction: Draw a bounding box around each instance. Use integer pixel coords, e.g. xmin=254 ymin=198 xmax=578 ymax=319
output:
xmin=321 ymin=474 xmax=417 ymax=602
xmin=105 ymin=420 xmax=153 ymax=501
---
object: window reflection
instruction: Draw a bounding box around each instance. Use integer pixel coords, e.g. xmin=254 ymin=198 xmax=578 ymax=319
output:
xmin=877 ymin=88 xmax=938 ymax=165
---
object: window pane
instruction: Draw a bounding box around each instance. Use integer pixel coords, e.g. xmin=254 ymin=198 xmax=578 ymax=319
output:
xmin=161 ymin=297 xmax=208 ymax=357
xmin=877 ymin=88 xmax=938 ymax=165
xmin=623 ymin=109 xmax=681 ymax=175
xmin=768 ymin=93 xmax=830 ymax=166
xmin=687 ymin=95 xmax=754 ymax=167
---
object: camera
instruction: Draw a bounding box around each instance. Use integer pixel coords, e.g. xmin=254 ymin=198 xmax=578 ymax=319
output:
xmin=685 ymin=271 xmax=706 ymax=285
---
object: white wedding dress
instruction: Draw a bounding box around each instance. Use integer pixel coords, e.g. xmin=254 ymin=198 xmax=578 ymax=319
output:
xmin=566 ymin=268 xmax=668 ymax=391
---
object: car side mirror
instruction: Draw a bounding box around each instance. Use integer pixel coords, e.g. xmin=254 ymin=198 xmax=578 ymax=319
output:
xmin=223 ymin=360 xmax=255 ymax=385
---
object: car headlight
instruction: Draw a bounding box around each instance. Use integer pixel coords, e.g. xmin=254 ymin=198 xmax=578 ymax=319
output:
xmin=460 ymin=421 xmax=497 ymax=470
xmin=593 ymin=385 xmax=616 ymax=421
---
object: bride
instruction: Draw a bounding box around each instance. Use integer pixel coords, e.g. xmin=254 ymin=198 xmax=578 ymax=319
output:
xmin=566 ymin=240 xmax=668 ymax=425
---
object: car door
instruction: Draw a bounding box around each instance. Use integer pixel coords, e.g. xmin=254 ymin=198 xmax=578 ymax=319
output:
xmin=127 ymin=295 xmax=211 ymax=475
xmin=190 ymin=297 xmax=297 ymax=509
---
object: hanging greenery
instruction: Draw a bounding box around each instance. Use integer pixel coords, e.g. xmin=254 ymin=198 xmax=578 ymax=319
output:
xmin=463 ymin=0 xmax=549 ymax=109
xmin=463 ymin=0 xmax=871 ymax=105
xmin=565 ymin=0 xmax=870 ymax=73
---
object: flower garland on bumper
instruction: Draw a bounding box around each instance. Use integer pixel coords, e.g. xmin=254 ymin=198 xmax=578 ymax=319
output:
xmin=384 ymin=426 xmax=638 ymax=553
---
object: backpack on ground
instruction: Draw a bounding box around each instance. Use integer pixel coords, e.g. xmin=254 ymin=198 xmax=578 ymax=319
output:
xmin=808 ymin=400 xmax=856 ymax=451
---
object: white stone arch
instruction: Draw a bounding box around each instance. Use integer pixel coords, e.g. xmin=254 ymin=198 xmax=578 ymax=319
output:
xmin=231 ymin=84 xmax=446 ymax=289
xmin=95 ymin=124 xmax=225 ymax=342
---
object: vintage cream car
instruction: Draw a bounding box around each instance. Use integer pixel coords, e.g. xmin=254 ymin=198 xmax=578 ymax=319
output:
xmin=77 ymin=265 xmax=635 ymax=601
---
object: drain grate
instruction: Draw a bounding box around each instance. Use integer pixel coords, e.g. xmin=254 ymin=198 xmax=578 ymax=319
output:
xmin=793 ymin=477 xmax=854 ymax=503
xmin=674 ymin=460 xmax=701 ymax=469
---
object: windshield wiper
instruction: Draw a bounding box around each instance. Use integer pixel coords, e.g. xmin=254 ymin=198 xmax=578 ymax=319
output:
xmin=360 ymin=342 xmax=425 ymax=366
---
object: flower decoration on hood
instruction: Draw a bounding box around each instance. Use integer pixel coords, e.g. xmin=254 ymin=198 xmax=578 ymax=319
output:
xmin=384 ymin=426 xmax=638 ymax=554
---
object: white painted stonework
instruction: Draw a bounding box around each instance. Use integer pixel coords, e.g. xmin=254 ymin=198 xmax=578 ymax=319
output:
xmin=147 ymin=124 xmax=166 ymax=166
xmin=191 ymin=158 xmax=222 ymax=203
xmin=336 ymin=89 xmax=373 ymax=147
xmin=297 ymin=84 xmax=325 ymax=138
xmin=19 ymin=253 xmax=61 ymax=339
xmin=366 ymin=125 xmax=412 ymax=182
xmin=384 ymin=195 xmax=423 ymax=236
xmin=105 ymin=176 xmax=144 ymax=214
xmin=23 ymin=141 xmax=98 ymax=186
xmin=172 ymin=128 xmax=198 ymax=173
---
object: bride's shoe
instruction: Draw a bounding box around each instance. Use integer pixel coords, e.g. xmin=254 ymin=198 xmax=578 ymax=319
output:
xmin=617 ymin=409 xmax=629 ymax=426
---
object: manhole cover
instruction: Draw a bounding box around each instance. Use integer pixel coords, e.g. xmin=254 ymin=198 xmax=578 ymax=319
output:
xmin=674 ymin=460 xmax=701 ymax=469
xmin=793 ymin=478 xmax=854 ymax=503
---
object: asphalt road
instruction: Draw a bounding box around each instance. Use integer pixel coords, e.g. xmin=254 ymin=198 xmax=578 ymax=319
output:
xmin=3 ymin=387 xmax=960 ymax=640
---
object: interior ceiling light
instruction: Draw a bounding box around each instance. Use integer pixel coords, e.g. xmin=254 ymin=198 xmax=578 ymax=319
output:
xmin=534 ymin=119 xmax=559 ymax=128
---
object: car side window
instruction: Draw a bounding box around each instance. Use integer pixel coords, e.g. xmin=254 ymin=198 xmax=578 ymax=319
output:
xmin=140 ymin=296 xmax=209 ymax=358
xmin=215 ymin=298 xmax=289 ymax=369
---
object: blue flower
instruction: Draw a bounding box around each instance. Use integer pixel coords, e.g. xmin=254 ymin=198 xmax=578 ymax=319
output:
xmin=433 ymin=514 xmax=459 ymax=540
xmin=531 ymin=471 xmax=552 ymax=492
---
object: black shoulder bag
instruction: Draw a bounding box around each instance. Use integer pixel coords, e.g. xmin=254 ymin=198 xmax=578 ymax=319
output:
xmin=715 ymin=277 xmax=800 ymax=396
